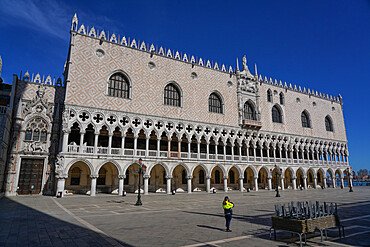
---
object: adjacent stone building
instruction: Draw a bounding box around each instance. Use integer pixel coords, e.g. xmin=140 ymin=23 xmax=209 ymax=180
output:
xmin=2 ymin=14 xmax=351 ymax=197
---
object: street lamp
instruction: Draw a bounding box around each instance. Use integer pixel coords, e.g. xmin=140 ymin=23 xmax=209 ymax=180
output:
xmin=346 ymin=167 xmax=353 ymax=192
xmin=270 ymin=165 xmax=282 ymax=197
xmin=129 ymin=158 xmax=147 ymax=206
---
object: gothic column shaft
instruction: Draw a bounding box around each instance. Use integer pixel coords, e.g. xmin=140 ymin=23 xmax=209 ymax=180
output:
xmin=79 ymin=132 xmax=84 ymax=153
xmin=118 ymin=176 xmax=124 ymax=196
xmin=239 ymin=178 xmax=243 ymax=192
xmin=108 ymin=134 xmax=112 ymax=154
xmin=223 ymin=178 xmax=228 ymax=192
xmin=292 ymin=178 xmax=297 ymax=190
xmin=94 ymin=133 xmax=99 ymax=154
xmin=268 ymin=177 xmax=272 ymax=190
xmin=280 ymin=177 xmax=285 ymax=190
xmin=206 ymin=176 xmax=211 ymax=192
xmin=254 ymin=177 xmax=258 ymax=191
xmin=62 ymin=132 xmax=69 ymax=152
xmin=166 ymin=177 xmax=171 ymax=194
xmin=90 ymin=176 xmax=97 ymax=196
xmin=187 ymin=177 xmax=192 ymax=193
xmin=144 ymin=176 xmax=149 ymax=195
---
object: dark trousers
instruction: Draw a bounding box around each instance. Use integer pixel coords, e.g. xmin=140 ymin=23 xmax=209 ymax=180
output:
xmin=225 ymin=214 xmax=232 ymax=229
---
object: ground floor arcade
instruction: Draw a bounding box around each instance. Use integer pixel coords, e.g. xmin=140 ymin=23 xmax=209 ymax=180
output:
xmin=55 ymin=158 xmax=350 ymax=197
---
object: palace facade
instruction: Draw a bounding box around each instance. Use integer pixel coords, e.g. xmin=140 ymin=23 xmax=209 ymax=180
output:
xmin=2 ymin=14 xmax=351 ymax=197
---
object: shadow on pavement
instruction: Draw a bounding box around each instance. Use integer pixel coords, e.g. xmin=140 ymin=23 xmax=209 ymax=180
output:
xmin=0 ymin=197 xmax=133 ymax=247
xmin=197 ymin=224 xmax=225 ymax=232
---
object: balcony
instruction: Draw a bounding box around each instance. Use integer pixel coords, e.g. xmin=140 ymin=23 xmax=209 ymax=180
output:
xmin=242 ymin=119 xmax=262 ymax=129
xmin=64 ymin=145 xmax=343 ymax=166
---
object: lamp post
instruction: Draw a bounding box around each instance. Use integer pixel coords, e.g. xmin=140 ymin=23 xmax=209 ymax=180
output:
xmin=129 ymin=158 xmax=147 ymax=206
xmin=270 ymin=165 xmax=282 ymax=197
xmin=346 ymin=167 xmax=353 ymax=192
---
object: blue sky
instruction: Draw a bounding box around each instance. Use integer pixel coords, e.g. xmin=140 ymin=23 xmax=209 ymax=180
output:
xmin=0 ymin=0 xmax=369 ymax=172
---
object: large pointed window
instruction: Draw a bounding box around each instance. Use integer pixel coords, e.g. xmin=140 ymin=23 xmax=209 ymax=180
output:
xmin=244 ymin=101 xmax=256 ymax=120
xmin=24 ymin=118 xmax=48 ymax=142
xmin=272 ymin=105 xmax=283 ymax=123
xmin=267 ymin=89 xmax=273 ymax=102
xmin=301 ymin=111 xmax=311 ymax=128
xmin=164 ymin=83 xmax=181 ymax=107
xmin=108 ymin=72 xmax=130 ymax=98
xmin=325 ymin=116 xmax=333 ymax=132
xmin=209 ymin=92 xmax=223 ymax=114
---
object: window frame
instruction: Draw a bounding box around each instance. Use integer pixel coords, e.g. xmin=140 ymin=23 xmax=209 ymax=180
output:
xmin=163 ymin=82 xmax=182 ymax=107
xmin=267 ymin=89 xmax=273 ymax=103
xmin=301 ymin=111 xmax=311 ymax=128
xmin=243 ymin=101 xmax=256 ymax=120
xmin=325 ymin=115 xmax=334 ymax=132
xmin=272 ymin=105 xmax=283 ymax=123
xmin=107 ymin=71 xmax=132 ymax=99
xmin=208 ymin=91 xmax=224 ymax=114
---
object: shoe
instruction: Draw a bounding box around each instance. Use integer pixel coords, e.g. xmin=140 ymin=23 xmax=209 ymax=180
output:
xmin=226 ymin=229 xmax=232 ymax=232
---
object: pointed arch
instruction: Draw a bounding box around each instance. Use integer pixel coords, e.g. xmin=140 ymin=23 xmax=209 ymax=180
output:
xmin=258 ymin=166 xmax=271 ymax=178
xmin=95 ymin=160 xmax=122 ymax=176
xmin=226 ymin=165 xmax=242 ymax=178
xmin=325 ymin=115 xmax=334 ymax=132
xmin=169 ymin=163 xmax=191 ymax=176
xmin=267 ymin=89 xmax=273 ymax=102
xmin=301 ymin=110 xmax=311 ymax=128
xmin=65 ymin=159 xmax=94 ymax=175
xmin=190 ymin=163 xmax=210 ymax=177
xmin=209 ymin=164 xmax=227 ymax=177
xmin=245 ymin=165 xmax=257 ymax=177
xmin=272 ymin=104 xmax=283 ymax=123
xmin=145 ymin=162 xmax=170 ymax=176
xmin=243 ymin=100 xmax=256 ymax=120
xmin=107 ymin=70 xmax=132 ymax=99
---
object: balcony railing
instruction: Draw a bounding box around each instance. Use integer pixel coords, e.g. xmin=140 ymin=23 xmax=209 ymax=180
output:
xmin=242 ymin=119 xmax=262 ymax=128
xmin=64 ymin=145 xmax=347 ymax=166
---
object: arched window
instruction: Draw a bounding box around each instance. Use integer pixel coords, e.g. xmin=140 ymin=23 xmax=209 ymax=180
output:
xmin=215 ymin=170 xmax=221 ymax=184
xmin=301 ymin=111 xmax=311 ymax=128
xmin=272 ymin=105 xmax=283 ymax=123
xmin=267 ymin=89 xmax=273 ymax=102
xmin=325 ymin=116 xmax=333 ymax=132
xmin=181 ymin=169 xmax=187 ymax=184
xmin=70 ymin=167 xmax=81 ymax=185
xmin=97 ymin=168 xmax=106 ymax=185
xmin=279 ymin=92 xmax=284 ymax=105
xmin=164 ymin=83 xmax=181 ymax=107
xmin=209 ymin=92 xmax=223 ymax=113
xmin=244 ymin=101 xmax=256 ymax=120
xmin=199 ymin=170 xmax=205 ymax=184
xmin=229 ymin=170 xmax=235 ymax=184
xmin=24 ymin=118 xmax=48 ymax=142
xmin=108 ymin=73 xmax=130 ymax=98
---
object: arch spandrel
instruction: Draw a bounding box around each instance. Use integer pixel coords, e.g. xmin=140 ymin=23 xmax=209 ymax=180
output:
xmin=95 ymin=160 xmax=122 ymax=176
xmin=65 ymin=159 xmax=94 ymax=176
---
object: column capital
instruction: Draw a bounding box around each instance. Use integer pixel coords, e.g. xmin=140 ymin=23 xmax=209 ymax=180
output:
xmin=206 ymin=175 xmax=212 ymax=179
xmin=223 ymin=176 xmax=228 ymax=180
xmin=253 ymin=176 xmax=258 ymax=179
xmin=187 ymin=176 xmax=193 ymax=180
xmin=165 ymin=175 xmax=173 ymax=179
xmin=90 ymin=175 xmax=99 ymax=179
xmin=239 ymin=176 xmax=244 ymax=180
xmin=56 ymin=174 xmax=68 ymax=179
xmin=143 ymin=175 xmax=151 ymax=179
xmin=118 ymin=175 xmax=126 ymax=179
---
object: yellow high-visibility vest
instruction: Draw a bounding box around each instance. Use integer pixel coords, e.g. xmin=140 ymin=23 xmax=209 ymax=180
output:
xmin=222 ymin=201 xmax=234 ymax=209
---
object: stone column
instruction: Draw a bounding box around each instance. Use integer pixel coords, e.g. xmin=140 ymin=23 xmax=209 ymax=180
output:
xmin=292 ymin=176 xmax=297 ymax=190
xmin=215 ymin=143 xmax=218 ymax=157
xmin=118 ymin=175 xmax=125 ymax=196
xmin=90 ymin=175 xmax=98 ymax=196
xmin=108 ymin=133 xmax=113 ymax=154
xmin=79 ymin=131 xmax=85 ymax=153
xmin=188 ymin=142 xmax=191 ymax=159
xmin=167 ymin=139 xmax=171 ymax=158
xmin=239 ymin=146 xmax=242 ymax=160
xmin=340 ymin=178 xmax=344 ymax=188
xmin=166 ymin=176 xmax=172 ymax=194
xmin=144 ymin=175 xmax=150 ymax=195
xmin=223 ymin=177 xmax=228 ymax=192
xmin=223 ymin=145 xmax=226 ymax=161
xmin=56 ymin=175 xmax=67 ymax=197
xmin=239 ymin=177 xmax=244 ymax=192
xmin=146 ymin=137 xmax=150 ymax=157
xmin=62 ymin=131 xmax=69 ymax=152
xmin=254 ymin=176 xmax=258 ymax=191
xmin=268 ymin=177 xmax=272 ymax=190
xmin=231 ymin=144 xmax=235 ymax=160
xmin=197 ymin=141 xmax=201 ymax=160
xmin=121 ymin=134 xmax=125 ymax=155
xmin=134 ymin=136 xmax=138 ymax=156
xmin=94 ymin=132 xmax=99 ymax=154
xmin=157 ymin=138 xmax=161 ymax=158
xmin=253 ymin=147 xmax=256 ymax=161
xmin=323 ymin=176 xmax=327 ymax=188
xmin=314 ymin=177 xmax=317 ymax=189
xmin=303 ymin=176 xmax=307 ymax=189
xmin=206 ymin=176 xmax=211 ymax=192
xmin=206 ymin=141 xmax=210 ymax=160
xmin=280 ymin=176 xmax=285 ymax=190
xmin=332 ymin=176 xmax=336 ymax=188
xmin=187 ymin=176 xmax=192 ymax=193
xmin=178 ymin=140 xmax=181 ymax=158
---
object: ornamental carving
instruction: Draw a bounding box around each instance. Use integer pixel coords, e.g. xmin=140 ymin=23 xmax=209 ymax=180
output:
xmin=55 ymin=154 xmax=65 ymax=176
xmin=23 ymin=84 xmax=54 ymax=120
